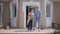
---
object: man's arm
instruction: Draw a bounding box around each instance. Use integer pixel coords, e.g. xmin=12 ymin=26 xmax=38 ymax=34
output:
xmin=39 ymin=11 xmax=42 ymax=17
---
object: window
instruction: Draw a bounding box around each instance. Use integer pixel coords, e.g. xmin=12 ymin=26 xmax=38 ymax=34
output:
xmin=46 ymin=4 xmax=51 ymax=17
xmin=12 ymin=5 xmax=16 ymax=17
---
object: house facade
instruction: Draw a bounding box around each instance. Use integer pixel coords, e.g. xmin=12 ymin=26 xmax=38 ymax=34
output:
xmin=0 ymin=0 xmax=60 ymax=29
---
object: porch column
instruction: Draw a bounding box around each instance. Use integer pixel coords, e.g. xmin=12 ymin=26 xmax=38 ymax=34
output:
xmin=17 ymin=0 xmax=24 ymax=28
xmin=40 ymin=0 xmax=46 ymax=28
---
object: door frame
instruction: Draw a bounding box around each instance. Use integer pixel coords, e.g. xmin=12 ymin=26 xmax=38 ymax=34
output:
xmin=0 ymin=3 xmax=3 ymax=24
xmin=10 ymin=0 xmax=18 ymax=27
xmin=46 ymin=1 xmax=53 ymax=27
xmin=22 ymin=2 xmax=40 ymax=28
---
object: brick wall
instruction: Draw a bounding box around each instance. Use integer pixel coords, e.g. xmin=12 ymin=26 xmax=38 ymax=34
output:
xmin=2 ymin=2 xmax=10 ymax=25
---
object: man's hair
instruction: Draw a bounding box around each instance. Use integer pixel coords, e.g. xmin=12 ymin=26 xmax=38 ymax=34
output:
xmin=36 ymin=7 xmax=39 ymax=8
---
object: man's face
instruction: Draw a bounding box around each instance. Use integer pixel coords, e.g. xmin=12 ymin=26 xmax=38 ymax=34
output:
xmin=35 ymin=7 xmax=38 ymax=11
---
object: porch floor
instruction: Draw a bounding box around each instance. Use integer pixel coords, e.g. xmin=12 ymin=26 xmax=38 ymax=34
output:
xmin=0 ymin=29 xmax=55 ymax=34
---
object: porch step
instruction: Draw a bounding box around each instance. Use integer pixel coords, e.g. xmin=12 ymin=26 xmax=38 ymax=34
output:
xmin=0 ymin=29 xmax=55 ymax=34
xmin=0 ymin=33 xmax=50 ymax=34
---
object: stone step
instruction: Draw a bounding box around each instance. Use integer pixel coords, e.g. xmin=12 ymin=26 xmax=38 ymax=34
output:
xmin=0 ymin=29 xmax=55 ymax=34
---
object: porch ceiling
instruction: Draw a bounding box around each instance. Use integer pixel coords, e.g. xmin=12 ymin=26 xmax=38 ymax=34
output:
xmin=0 ymin=0 xmax=12 ymax=2
xmin=50 ymin=0 xmax=60 ymax=2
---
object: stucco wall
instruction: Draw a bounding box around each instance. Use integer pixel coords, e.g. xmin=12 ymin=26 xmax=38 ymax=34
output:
xmin=2 ymin=2 xmax=10 ymax=25
xmin=17 ymin=0 xmax=46 ymax=28
xmin=53 ymin=2 xmax=60 ymax=23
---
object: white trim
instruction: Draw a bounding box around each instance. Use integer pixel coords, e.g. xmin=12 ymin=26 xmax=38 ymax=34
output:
xmin=50 ymin=2 xmax=53 ymax=23
xmin=0 ymin=3 xmax=3 ymax=24
xmin=22 ymin=2 xmax=40 ymax=28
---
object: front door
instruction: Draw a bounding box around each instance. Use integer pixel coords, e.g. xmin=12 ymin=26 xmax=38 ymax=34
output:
xmin=46 ymin=1 xmax=53 ymax=28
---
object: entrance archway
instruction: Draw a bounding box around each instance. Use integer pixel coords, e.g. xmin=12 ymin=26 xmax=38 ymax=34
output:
xmin=22 ymin=2 xmax=40 ymax=28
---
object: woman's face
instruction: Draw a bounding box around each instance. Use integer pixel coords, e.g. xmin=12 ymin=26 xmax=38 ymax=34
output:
xmin=32 ymin=8 xmax=35 ymax=13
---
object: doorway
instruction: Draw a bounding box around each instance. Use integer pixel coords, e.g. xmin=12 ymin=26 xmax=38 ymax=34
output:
xmin=22 ymin=2 xmax=40 ymax=28
xmin=26 ymin=6 xmax=35 ymax=28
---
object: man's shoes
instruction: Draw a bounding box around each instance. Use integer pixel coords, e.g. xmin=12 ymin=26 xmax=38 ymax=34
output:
xmin=33 ymin=28 xmax=35 ymax=30
xmin=33 ymin=27 xmax=37 ymax=30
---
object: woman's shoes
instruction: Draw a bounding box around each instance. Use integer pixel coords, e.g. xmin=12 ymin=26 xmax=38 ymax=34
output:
xmin=26 ymin=29 xmax=33 ymax=32
xmin=33 ymin=28 xmax=40 ymax=32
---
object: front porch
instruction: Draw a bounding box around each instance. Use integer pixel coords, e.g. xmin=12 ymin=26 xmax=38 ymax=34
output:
xmin=0 ymin=29 xmax=55 ymax=34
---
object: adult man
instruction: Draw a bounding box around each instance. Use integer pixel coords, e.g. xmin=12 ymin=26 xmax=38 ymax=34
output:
xmin=34 ymin=7 xmax=41 ymax=30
